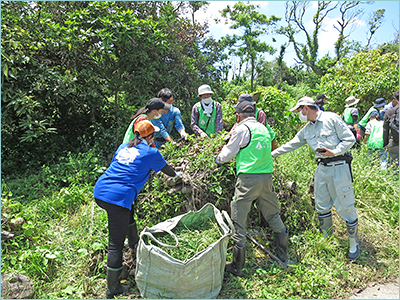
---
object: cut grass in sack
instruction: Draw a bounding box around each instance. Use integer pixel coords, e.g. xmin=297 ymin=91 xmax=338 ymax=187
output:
xmin=135 ymin=203 xmax=234 ymax=299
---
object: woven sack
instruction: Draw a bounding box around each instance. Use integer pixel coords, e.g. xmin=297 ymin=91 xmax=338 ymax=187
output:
xmin=135 ymin=203 xmax=234 ymax=299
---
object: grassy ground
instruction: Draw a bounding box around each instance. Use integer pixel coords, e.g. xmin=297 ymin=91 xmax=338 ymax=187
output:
xmin=1 ymin=139 xmax=398 ymax=299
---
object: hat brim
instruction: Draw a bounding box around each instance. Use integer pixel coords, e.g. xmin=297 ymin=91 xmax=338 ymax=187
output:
xmin=198 ymin=91 xmax=214 ymax=97
xmin=345 ymin=98 xmax=360 ymax=108
xmin=374 ymin=102 xmax=387 ymax=108
xmin=289 ymin=104 xmax=301 ymax=112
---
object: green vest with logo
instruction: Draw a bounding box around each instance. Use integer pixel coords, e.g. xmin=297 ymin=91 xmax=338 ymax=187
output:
xmin=236 ymin=121 xmax=274 ymax=175
xmin=343 ymin=107 xmax=358 ymax=124
xmin=367 ymin=120 xmax=384 ymax=149
xmin=196 ymin=102 xmax=217 ymax=136
xmin=359 ymin=106 xmax=377 ymax=128
xmin=123 ymin=114 xmax=148 ymax=143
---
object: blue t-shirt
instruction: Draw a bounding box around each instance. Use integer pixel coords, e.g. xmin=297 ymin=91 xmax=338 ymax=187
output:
xmin=93 ymin=142 xmax=167 ymax=209
xmin=151 ymin=106 xmax=185 ymax=139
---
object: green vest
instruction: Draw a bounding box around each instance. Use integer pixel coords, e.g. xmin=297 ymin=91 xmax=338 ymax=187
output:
xmin=343 ymin=107 xmax=358 ymax=124
xmin=196 ymin=102 xmax=217 ymax=136
xmin=359 ymin=106 xmax=377 ymax=128
xmin=236 ymin=121 xmax=274 ymax=175
xmin=123 ymin=114 xmax=148 ymax=143
xmin=367 ymin=120 xmax=384 ymax=149
xmin=255 ymin=107 xmax=259 ymax=120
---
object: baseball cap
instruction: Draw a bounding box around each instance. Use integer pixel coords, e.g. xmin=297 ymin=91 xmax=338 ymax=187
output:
xmin=236 ymin=101 xmax=255 ymax=113
xmin=238 ymin=93 xmax=256 ymax=105
xmin=146 ymin=98 xmax=169 ymax=111
xmin=289 ymin=96 xmax=316 ymax=112
xmin=135 ymin=120 xmax=160 ymax=138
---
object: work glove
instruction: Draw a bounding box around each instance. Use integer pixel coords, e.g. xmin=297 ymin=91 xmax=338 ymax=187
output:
xmin=172 ymin=171 xmax=183 ymax=183
xmin=356 ymin=130 xmax=361 ymax=141
xmin=180 ymin=131 xmax=188 ymax=140
xmin=200 ymin=132 xmax=208 ymax=139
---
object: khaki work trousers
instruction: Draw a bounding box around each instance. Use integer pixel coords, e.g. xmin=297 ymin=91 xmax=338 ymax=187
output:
xmin=231 ymin=173 xmax=286 ymax=247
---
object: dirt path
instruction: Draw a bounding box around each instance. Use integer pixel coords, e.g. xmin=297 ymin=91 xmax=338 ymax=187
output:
xmin=348 ymin=279 xmax=399 ymax=299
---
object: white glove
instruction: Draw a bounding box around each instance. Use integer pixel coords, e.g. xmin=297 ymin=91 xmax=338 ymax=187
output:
xmin=180 ymin=131 xmax=188 ymax=140
xmin=200 ymin=132 xmax=208 ymax=139
xmin=172 ymin=171 xmax=183 ymax=182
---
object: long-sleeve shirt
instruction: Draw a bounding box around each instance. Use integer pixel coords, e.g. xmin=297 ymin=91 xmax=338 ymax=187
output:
xmin=190 ymin=101 xmax=223 ymax=136
xmin=272 ymin=111 xmax=356 ymax=159
xmin=217 ymin=117 xmax=275 ymax=164
xmin=151 ymin=106 xmax=185 ymax=139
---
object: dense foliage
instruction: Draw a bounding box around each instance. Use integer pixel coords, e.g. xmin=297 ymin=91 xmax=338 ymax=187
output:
xmin=320 ymin=49 xmax=399 ymax=114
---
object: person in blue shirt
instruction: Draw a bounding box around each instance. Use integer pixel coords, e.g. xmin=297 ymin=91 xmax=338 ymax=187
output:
xmin=151 ymin=88 xmax=188 ymax=148
xmin=315 ymin=94 xmax=329 ymax=111
xmin=94 ymin=120 xmax=182 ymax=298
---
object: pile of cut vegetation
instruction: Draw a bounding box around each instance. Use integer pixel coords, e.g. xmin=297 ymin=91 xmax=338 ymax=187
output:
xmin=136 ymin=134 xmax=313 ymax=236
xmin=144 ymin=217 xmax=223 ymax=262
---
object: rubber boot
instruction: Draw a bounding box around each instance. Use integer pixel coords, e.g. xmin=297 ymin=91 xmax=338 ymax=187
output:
xmin=347 ymin=219 xmax=360 ymax=260
xmin=106 ymin=267 xmax=130 ymax=299
xmin=225 ymin=245 xmax=245 ymax=277
xmin=318 ymin=212 xmax=333 ymax=238
xmin=274 ymin=231 xmax=295 ymax=267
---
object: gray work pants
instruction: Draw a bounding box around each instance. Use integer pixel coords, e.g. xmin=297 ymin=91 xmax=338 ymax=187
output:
xmin=314 ymin=161 xmax=358 ymax=223
xmin=231 ymin=173 xmax=286 ymax=247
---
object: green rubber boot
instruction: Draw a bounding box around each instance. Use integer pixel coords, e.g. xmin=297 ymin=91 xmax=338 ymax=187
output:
xmin=106 ymin=267 xmax=130 ymax=299
xmin=318 ymin=212 xmax=333 ymax=238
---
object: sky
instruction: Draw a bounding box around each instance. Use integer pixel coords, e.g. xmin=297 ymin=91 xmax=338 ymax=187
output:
xmin=189 ymin=1 xmax=399 ymax=67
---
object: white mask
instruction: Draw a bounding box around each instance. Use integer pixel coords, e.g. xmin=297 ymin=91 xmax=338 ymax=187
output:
xmin=153 ymin=113 xmax=162 ymax=119
xmin=298 ymin=109 xmax=308 ymax=122
xmin=202 ymin=97 xmax=212 ymax=105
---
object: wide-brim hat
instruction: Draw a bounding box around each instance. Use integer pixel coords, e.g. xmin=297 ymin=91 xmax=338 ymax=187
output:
xmin=345 ymin=96 xmax=360 ymax=108
xmin=198 ymin=84 xmax=214 ymax=96
xmin=135 ymin=120 xmax=160 ymax=137
xmin=289 ymin=96 xmax=316 ymax=112
xmin=374 ymin=97 xmax=387 ymax=108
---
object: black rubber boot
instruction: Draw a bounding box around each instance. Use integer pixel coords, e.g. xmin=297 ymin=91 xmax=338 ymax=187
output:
xmin=106 ymin=267 xmax=130 ymax=299
xmin=225 ymin=245 xmax=245 ymax=277
xmin=347 ymin=219 xmax=360 ymax=260
xmin=274 ymin=231 xmax=295 ymax=267
xmin=318 ymin=211 xmax=333 ymax=238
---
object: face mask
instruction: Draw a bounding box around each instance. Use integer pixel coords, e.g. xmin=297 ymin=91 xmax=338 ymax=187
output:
xmin=298 ymin=109 xmax=308 ymax=122
xmin=202 ymin=97 xmax=212 ymax=105
xmin=153 ymin=113 xmax=162 ymax=119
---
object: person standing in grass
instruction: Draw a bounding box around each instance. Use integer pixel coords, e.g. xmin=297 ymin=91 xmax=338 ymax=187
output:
xmin=123 ymin=98 xmax=170 ymax=146
xmin=94 ymin=120 xmax=182 ymax=298
xmin=191 ymin=84 xmax=223 ymax=138
xmin=216 ymin=100 xmax=293 ymax=277
xmin=342 ymin=96 xmax=361 ymax=145
xmin=383 ymin=90 xmax=399 ymax=167
xmin=151 ymin=88 xmax=188 ymax=148
xmin=364 ymin=111 xmax=388 ymax=170
xmin=272 ymin=96 xmax=360 ymax=260
xmin=358 ymin=98 xmax=387 ymax=138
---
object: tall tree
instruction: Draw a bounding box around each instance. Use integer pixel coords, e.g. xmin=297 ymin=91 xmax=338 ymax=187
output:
xmin=365 ymin=9 xmax=386 ymax=50
xmin=279 ymin=1 xmax=371 ymax=76
xmin=219 ymin=1 xmax=280 ymax=91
